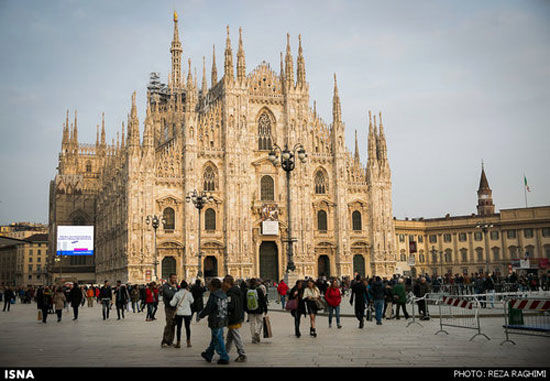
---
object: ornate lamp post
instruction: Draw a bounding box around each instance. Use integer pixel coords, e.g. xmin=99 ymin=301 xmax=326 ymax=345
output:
xmin=186 ymin=190 xmax=214 ymax=278
xmin=268 ymin=142 xmax=307 ymax=274
xmin=476 ymin=222 xmax=494 ymax=275
xmin=146 ymin=214 xmax=166 ymax=281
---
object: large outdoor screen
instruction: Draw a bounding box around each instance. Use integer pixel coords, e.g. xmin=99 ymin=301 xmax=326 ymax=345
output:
xmin=56 ymin=225 xmax=94 ymax=256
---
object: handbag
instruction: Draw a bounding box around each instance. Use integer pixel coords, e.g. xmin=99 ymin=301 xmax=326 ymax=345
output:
xmin=285 ymin=298 xmax=297 ymax=311
xmin=262 ymin=316 xmax=273 ymax=338
xmin=314 ymin=297 xmax=326 ymax=311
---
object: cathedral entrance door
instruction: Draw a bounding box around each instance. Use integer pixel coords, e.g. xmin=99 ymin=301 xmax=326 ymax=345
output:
xmin=317 ymin=255 xmax=330 ymax=277
xmin=161 ymin=256 xmax=176 ymax=280
xmin=204 ymin=256 xmax=218 ymax=278
xmin=353 ymin=255 xmax=365 ymax=277
xmin=259 ymin=241 xmax=278 ymax=283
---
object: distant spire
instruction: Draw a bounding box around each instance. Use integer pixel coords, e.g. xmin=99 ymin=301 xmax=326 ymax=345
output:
xmin=285 ymin=33 xmax=294 ymax=87
xmin=187 ymin=58 xmax=193 ymax=88
xmin=101 ymin=112 xmax=106 ymax=146
xmin=279 ymin=52 xmax=284 ymax=79
xmin=170 ymin=10 xmax=183 ymax=88
xmin=477 ymin=162 xmax=495 ymax=216
xmin=296 ymin=34 xmax=306 ymax=87
xmin=313 ymin=100 xmax=317 ymax=117
xmin=201 ymin=56 xmax=208 ymax=97
xmin=96 ymin=124 xmax=99 ymax=147
xmin=211 ymin=44 xmax=218 ymax=86
xmin=236 ymin=26 xmax=246 ymax=81
xmin=62 ymin=110 xmax=70 ymax=147
xmin=73 ymin=110 xmax=78 ymax=146
xmin=332 ymin=73 xmax=341 ymax=123
xmin=129 ymin=91 xmax=140 ymax=147
xmin=378 ymin=111 xmax=387 ymax=162
xmin=120 ymin=120 xmax=125 ymax=149
xmin=143 ymin=102 xmax=153 ymax=148
xmin=354 ymin=129 xmax=360 ymax=163
xmin=367 ymin=111 xmax=377 ymax=166
xmin=224 ymin=25 xmax=234 ymax=83
xmin=478 ymin=163 xmax=490 ymax=191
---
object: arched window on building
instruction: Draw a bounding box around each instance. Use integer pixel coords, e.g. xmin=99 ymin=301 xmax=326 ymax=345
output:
xmin=444 ymin=249 xmax=452 ymax=263
xmin=204 ymin=166 xmax=216 ymax=191
xmin=460 ymin=248 xmax=468 ymax=263
xmin=432 ymin=252 xmax=438 ymax=263
xmin=419 ymin=250 xmax=425 ymax=263
xmin=400 ymin=250 xmax=407 ymax=262
xmin=352 ymin=211 xmax=362 ymax=231
xmin=317 ymin=210 xmax=327 ymax=231
xmin=314 ymin=170 xmax=327 ymax=194
xmin=508 ymin=245 xmax=518 ymax=259
xmin=163 ymin=207 xmax=175 ymax=230
xmin=476 ymin=247 xmax=483 ymax=262
xmin=260 ymin=175 xmax=274 ymax=201
xmin=205 ymin=208 xmax=216 ymax=231
xmin=492 ymin=247 xmax=500 ymax=261
xmin=258 ymin=112 xmax=272 ymax=150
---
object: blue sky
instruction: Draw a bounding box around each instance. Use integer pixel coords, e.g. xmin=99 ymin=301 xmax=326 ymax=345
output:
xmin=0 ymin=0 xmax=549 ymax=224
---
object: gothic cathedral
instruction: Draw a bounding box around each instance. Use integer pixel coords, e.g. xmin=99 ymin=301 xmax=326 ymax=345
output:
xmin=48 ymin=13 xmax=396 ymax=283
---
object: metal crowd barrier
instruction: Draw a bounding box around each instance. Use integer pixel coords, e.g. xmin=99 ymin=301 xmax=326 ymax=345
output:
xmin=406 ymin=293 xmax=430 ymax=328
xmin=500 ymin=296 xmax=550 ymax=345
xmin=431 ymin=294 xmax=490 ymax=342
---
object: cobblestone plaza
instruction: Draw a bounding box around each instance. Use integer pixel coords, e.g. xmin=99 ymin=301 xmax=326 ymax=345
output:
xmin=0 ymin=301 xmax=548 ymax=367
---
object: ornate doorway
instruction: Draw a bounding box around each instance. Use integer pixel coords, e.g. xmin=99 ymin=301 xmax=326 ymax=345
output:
xmin=353 ymin=255 xmax=365 ymax=277
xmin=204 ymin=256 xmax=218 ymax=278
xmin=259 ymin=241 xmax=278 ymax=283
xmin=317 ymin=255 xmax=330 ymax=277
xmin=161 ymin=256 xmax=176 ymax=280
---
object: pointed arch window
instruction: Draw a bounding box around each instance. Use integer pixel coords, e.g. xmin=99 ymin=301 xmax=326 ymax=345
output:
xmin=260 ymin=175 xmax=274 ymax=201
xmin=205 ymin=208 xmax=216 ymax=231
xmin=163 ymin=207 xmax=175 ymax=230
xmin=86 ymin=161 xmax=92 ymax=173
xmin=258 ymin=112 xmax=273 ymax=150
xmin=317 ymin=210 xmax=328 ymax=231
xmin=314 ymin=170 xmax=327 ymax=194
xmin=352 ymin=211 xmax=362 ymax=231
xmin=204 ymin=166 xmax=216 ymax=191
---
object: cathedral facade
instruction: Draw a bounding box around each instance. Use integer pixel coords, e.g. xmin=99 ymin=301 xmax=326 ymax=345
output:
xmin=48 ymin=13 xmax=396 ymax=284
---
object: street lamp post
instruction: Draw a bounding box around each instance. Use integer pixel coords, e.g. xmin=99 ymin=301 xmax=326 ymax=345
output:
xmin=54 ymin=255 xmax=63 ymax=283
xmin=186 ymin=190 xmax=214 ymax=279
xmin=268 ymin=142 xmax=307 ymax=275
xmin=146 ymin=214 xmax=166 ymax=281
xmin=476 ymin=222 xmax=494 ymax=275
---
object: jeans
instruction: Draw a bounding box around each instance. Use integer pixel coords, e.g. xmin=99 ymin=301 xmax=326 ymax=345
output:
xmin=101 ymin=299 xmax=111 ymax=319
xmin=146 ymin=303 xmax=154 ymax=319
xmin=72 ymin=305 xmax=79 ymax=319
xmin=327 ymin=305 xmax=340 ymax=326
xmin=116 ymin=302 xmax=126 ymax=319
xmin=3 ymin=300 xmax=10 ymax=312
xmin=56 ymin=309 xmax=62 ymax=321
xmin=292 ymin=310 xmax=302 ymax=335
xmin=249 ymin=313 xmax=263 ymax=341
xmin=131 ymin=300 xmax=140 ymax=313
xmin=42 ymin=307 xmax=49 ymax=323
xmin=487 ymin=290 xmax=495 ymax=308
xmin=226 ymin=327 xmax=246 ymax=356
xmin=204 ymin=327 xmax=229 ymax=361
xmin=374 ymin=299 xmax=384 ymax=323
xmin=175 ymin=315 xmax=192 ymax=341
xmin=280 ymin=295 xmax=286 ymax=309
xmin=152 ymin=302 xmax=158 ymax=319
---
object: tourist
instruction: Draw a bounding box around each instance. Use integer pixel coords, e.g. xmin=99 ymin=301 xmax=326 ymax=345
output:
xmin=245 ymin=278 xmax=268 ymax=344
xmin=413 ymin=277 xmax=430 ymax=320
xmin=371 ymin=276 xmax=385 ymax=325
xmin=53 ymin=287 xmax=66 ymax=322
xmin=86 ymin=287 xmax=94 ymax=307
xmin=325 ymin=279 xmax=342 ymax=329
xmin=80 ymin=286 xmax=86 ymax=307
xmin=198 ymin=278 xmax=230 ymax=365
xmin=130 ymin=285 xmax=140 ymax=313
xmin=114 ymin=281 xmax=130 ymax=320
xmin=145 ymin=282 xmax=157 ymax=321
xmin=69 ymin=282 xmax=83 ymax=320
xmin=139 ymin=284 xmax=147 ymax=312
xmin=38 ymin=286 xmax=53 ymax=323
xmin=393 ymin=278 xmax=409 ymax=319
xmin=302 ymin=279 xmax=320 ymax=337
xmin=223 ymin=275 xmax=246 ymax=362
xmin=485 ymin=274 xmax=496 ymax=309
xmin=276 ymin=279 xmax=288 ymax=309
xmin=190 ymin=279 xmax=206 ymax=322
xmin=383 ymin=281 xmax=394 ymax=320
xmin=350 ymin=275 xmax=368 ymax=328
xmin=288 ymin=280 xmax=306 ymax=337
xmin=170 ymin=280 xmax=194 ymax=348
xmin=161 ymin=274 xmax=179 ymax=348
xmin=3 ymin=287 xmax=14 ymax=312
xmin=99 ymin=280 xmax=112 ymax=320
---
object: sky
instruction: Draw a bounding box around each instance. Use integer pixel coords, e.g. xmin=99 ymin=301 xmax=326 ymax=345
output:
xmin=0 ymin=0 xmax=549 ymax=225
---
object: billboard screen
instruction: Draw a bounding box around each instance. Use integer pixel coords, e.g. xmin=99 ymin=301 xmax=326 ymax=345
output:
xmin=56 ymin=225 xmax=94 ymax=256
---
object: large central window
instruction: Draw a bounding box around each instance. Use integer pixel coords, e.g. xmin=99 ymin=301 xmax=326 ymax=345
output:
xmin=258 ymin=112 xmax=272 ymax=150
xmin=260 ymin=175 xmax=274 ymax=201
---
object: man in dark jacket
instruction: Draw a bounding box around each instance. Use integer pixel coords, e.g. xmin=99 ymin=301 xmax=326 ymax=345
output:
xmin=223 ymin=275 xmax=246 ymax=362
xmin=198 ymin=278 xmax=229 ymax=365
xmin=371 ymin=277 xmax=385 ymax=325
xmin=114 ymin=281 xmax=130 ymax=320
xmin=244 ymin=278 xmax=268 ymax=344
xmin=161 ymin=274 xmax=179 ymax=347
xmin=69 ymin=283 xmax=83 ymax=320
xmin=413 ymin=277 xmax=430 ymax=320
xmin=350 ymin=275 xmax=368 ymax=328
xmin=99 ymin=280 xmax=112 ymax=320
xmin=3 ymin=287 xmax=14 ymax=312
xmin=190 ymin=279 xmax=207 ymax=322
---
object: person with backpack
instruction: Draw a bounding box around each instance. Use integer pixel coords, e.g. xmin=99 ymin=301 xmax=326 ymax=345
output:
xmin=198 ymin=278 xmax=230 ymax=365
xmin=245 ymin=278 xmax=268 ymax=344
xmin=37 ymin=286 xmax=53 ymax=323
xmin=170 ymin=280 xmax=194 ymax=348
xmin=3 ymin=287 xmax=14 ymax=312
xmin=223 ymin=275 xmax=247 ymax=362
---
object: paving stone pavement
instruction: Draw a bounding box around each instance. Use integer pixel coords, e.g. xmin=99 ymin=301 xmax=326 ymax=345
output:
xmin=0 ymin=302 xmax=548 ymax=367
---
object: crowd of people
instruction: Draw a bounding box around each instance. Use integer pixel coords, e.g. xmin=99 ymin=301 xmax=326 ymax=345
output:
xmin=0 ymin=269 xmax=548 ymax=365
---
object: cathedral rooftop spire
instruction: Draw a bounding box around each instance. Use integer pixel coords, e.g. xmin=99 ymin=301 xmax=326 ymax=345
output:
xmin=296 ymin=34 xmax=306 ymax=87
xmin=170 ymin=10 xmax=183 ymax=89
xmin=201 ymin=56 xmax=207 ymax=97
xmin=367 ymin=111 xmax=377 ymax=165
xmin=62 ymin=109 xmax=70 ymax=147
xmin=236 ymin=26 xmax=246 ymax=81
xmin=354 ymin=129 xmax=360 ymax=163
xmin=285 ymin=33 xmax=294 ymax=87
xmin=211 ymin=44 xmax=218 ymax=86
xmin=224 ymin=25 xmax=234 ymax=83
xmin=73 ymin=110 xmax=78 ymax=146
xmin=332 ymin=73 xmax=341 ymax=123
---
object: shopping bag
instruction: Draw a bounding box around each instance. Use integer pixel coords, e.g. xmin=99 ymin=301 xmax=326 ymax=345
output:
xmin=262 ymin=316 xmax=273 ymax=338
xmin=37 ymin=310 xmax=42 ymax=321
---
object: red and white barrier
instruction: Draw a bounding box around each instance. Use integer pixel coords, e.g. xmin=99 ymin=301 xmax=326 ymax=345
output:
xmin=508 ymin=299 xmax=550 ymax=311
xmin=441 ymin=296 xmax=474 ymax=310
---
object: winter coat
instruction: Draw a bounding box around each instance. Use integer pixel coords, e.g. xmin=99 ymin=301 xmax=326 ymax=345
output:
xmin=198 ymin=289 xmax=228 ymax=329
xmin=145 ymin=288 xmax=157 ymax=304
xmin=69 ymin=287 xmax=83 ymax=307
xmin=53 ymin=292 xmax=66 ymax=310
xmin=277 ymin=282 xmax=289 ymax=296
xmin=169 ymin=289 xmax=194 ymax=316
xmin=392 ymin=283 xmax=407 ymax=304
xmin=130 ymin=288 xmax=140 ymax=302
xmin=350 ymin=282 xmax=369 ymax=313
xmin=371 ymin=280 xmax=385 ymax=300
xmin=115 ymin=286 xmax=130 ymax=304
xmin=288 ymin=285 xmax=307 ymax=317
xmin=99 ymin=286 xmax=112 ymax=300
xmin=413 ymin=282 xmax=430 ymax=297
xmin=325 ymin=286 xmax=342 ymax=307
xmin=161 ymin=283 xmax=178 ymax=305
xmin=190 ymin=284 xmax=207 ymax=313
xmin=226 ymin=286 xmax=245 ymax=326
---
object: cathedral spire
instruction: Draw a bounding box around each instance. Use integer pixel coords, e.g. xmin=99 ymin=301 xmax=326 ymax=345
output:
xmin=211 ymin=44 xmax=218 ymax=86
xmin=187 ymin=58 xmax=193 ymax=88
xmin=120 ymin=120 xmax=125 ymax=149
xmin=128 ymin=91 xmax=140 ymax=147
xmin=367 ymin=111 xmax=376 ymax=166
xmin=96 ymin=124 xmax=99 ymax=147
xmin=170 ymin=10 xmax=183 ymax=88
xmin=280 ymin=51 xmax=284 ymax=78
xmin=284 ymin=33 xmax=294 ymax=87
xmin=62 ymin=110 xmax=70 ymax=148
xmin=100 ymin=112 xmax=106 ymax=146
xmin=378 ymin=111 xmax=388 ymax=162
xmin=143 ymin=102 xmax=154 ymax=148
xmin=73 ymin=110 xmax=78 ymax=147
xmin=236 ymin=27 xmax=246 ymax=81
xmin=201 ymin=56 xmax=208 ymax=97
xmin=313 ymin=100 xmax=317 ymax=117
xmin=332 ymin=73 xmax=341 ymax=123
xmin=354 ymin=129 xmax=360 ymax=163
xmin=296 ymin=34 xmax=306 ymax=88
xmin=224 ymin=25 xmax=234 ymax=83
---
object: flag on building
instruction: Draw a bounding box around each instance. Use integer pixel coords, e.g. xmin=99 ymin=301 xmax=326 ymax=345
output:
xmin=524 ymin=175 xmax=530 ymax=192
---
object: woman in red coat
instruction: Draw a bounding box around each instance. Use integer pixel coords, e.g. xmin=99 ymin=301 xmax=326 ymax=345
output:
xmin=145 ymin=283 xmax=156 ymax=321
xmin=276 ymin=280 xmax=289 ymax=310
xmin=325 ymin=279 xmax=342 ymax=328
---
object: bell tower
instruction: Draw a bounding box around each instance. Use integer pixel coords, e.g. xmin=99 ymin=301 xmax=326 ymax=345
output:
xmin=477 ymin=162 xmax=495 ymax=216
